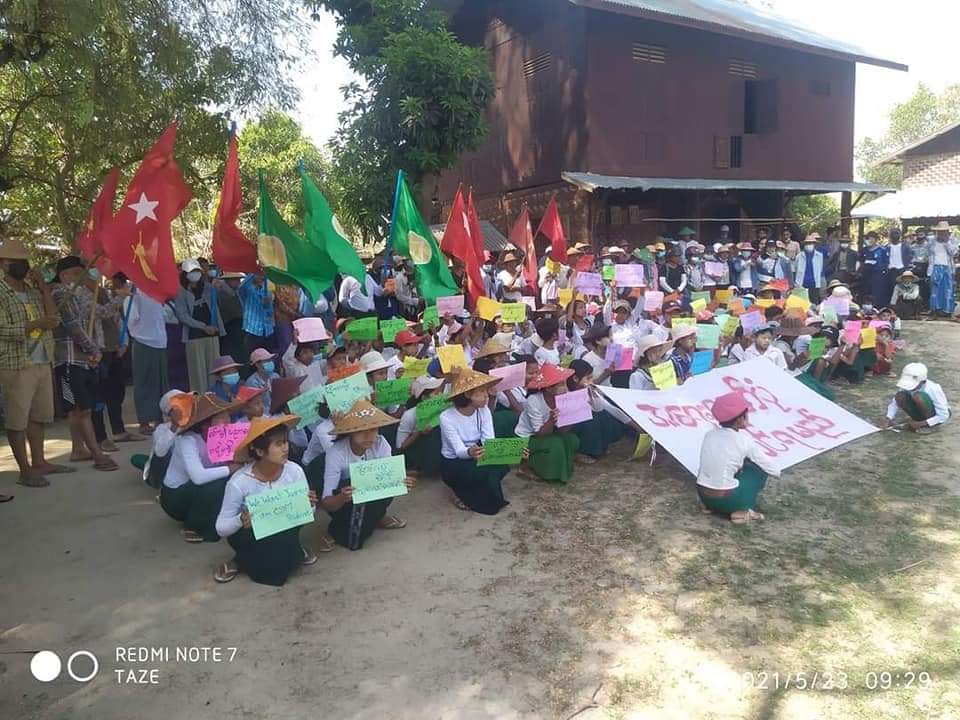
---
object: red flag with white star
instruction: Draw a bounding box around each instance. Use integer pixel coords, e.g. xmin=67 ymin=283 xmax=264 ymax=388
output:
xmin=99 ymin=122 xmax=192 ymax=302
xmin=77 ymin=167 xmax=121 ymax=277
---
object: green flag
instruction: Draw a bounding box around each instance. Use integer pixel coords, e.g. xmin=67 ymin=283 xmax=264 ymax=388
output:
xmin=300 ymin=169 xmax=366 ymax=289
xmin=257 ymin=173 xmax=328 ymax=302
xmin=389 ymin=173 xmax=458 ymax=302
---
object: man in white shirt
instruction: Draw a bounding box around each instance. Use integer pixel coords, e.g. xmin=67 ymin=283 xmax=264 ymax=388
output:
xmin=338 ymin=270 xmax=382 ymax=316
xmin=497 ymin=252 xmax=525 ymax=301
xmin=125 ymin=290 xmax=170 ymax=434
xmin=884 ymin=362 xmax=950 ymax=432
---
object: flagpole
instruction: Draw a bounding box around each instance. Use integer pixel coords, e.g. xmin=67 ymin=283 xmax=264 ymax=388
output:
xmin=386 ymin=169 xmax=404 ymax=261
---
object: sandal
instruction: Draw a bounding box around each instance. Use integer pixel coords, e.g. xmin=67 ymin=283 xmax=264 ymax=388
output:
xmin=730 ymin=509 xmax=765 ymax=525
xmin=0 ymin=493 xmax=14 ymax=502
xmin=181 ymin=529 xmax=205 ymax=543
xmin=214 ymin=562 xmax=239 ymax=583
xmin=17 ymin=475 xmax=50 ymax=488
xmin=379 ymin=515 xmax=406 ymax=530
xmin=575 ymin=454 xmax=597 ymax=465
xmin=100 ymin=440 xmax=119 ymax=453
xmin=516 ymin=465 xmax=540 ymax=481
xmin=69 ymin=452 xmax=93 ymax=463
xmin=316 ymin=535 xmax=336 ymax=553
xmin=302 ymin=548 xmax=318 ymax=566
xmin=93 ymin=458 xmax=119 ymax=472
xmin=33 ymin=463 xmax=75 ymax=475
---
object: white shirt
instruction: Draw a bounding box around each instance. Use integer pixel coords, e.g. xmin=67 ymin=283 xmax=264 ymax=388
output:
xmin=322 ymin=435 xmax=392 ymax=498
xmin=302 ymin=417 xmax=336 ymax=466
xmin=215 ymin=461 xmax=311 ymax=537
xmin=886 ymin=379 xmax=950 ymax=427
xmin=338 ymin=274 xmax=381 ymax=313
xmin=142 ymin=421 xmax=177 ymax=482
xmin=744 ymin=344 xmax=788 ymax=370
xmin=514 ymin=392 xmax=552 ymax=438
xmin=932 ymin=241 xmax=952 ymax=266
xmin=696 ymin=427 xmax=780 ymax=490
xmin=727 ymin=343 xmax=750 ymax=364
xmin=534 ymin=345 xmax=560 ymax=366
xmin=282 ymin=344 xmax=325 ymax=390
xmin=497 ymin=269 xmax=523 ymax=301
xmin=629 ymin=368 xmax=656 ymax=391
xmin=440 ymin=406 xmax=494 ymax=459
xmin=395 ymin=407 xmax=419 ymax=448
xmin=163 ymin=433 xmax=230 ymax=489
xmin=125 ymin=293 xmax=167 ymax=349
xmin=582 ymin=350 xmax=610 ymax=384
xmin=888 ymin=243 xmax=904 ymax=269
xmin=497 ymin=386 xmax=527 ymax=410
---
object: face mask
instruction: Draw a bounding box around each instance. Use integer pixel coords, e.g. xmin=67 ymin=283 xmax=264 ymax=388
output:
xmin=602 ymin=258 xmax=613 ymax=266
xmin=690 ymin=257 xmax=701 ymax=264
xmin=482 ymin=264 xmax=493 ymax=273
xmin=222 ymin=372 xmax=240 ymax=386
xmin=88 ymin=267 xmax=101 ymax=281
xmin=208 ymin=269 xmax=218 ymax=278
xmin=656 ymin=252 xmax=665 ymax=259
xmin=777 ymin=252 xmax=786 ymax=259
xmin=840 ymin=243 xmax=849 ymax=249
xmin=262 ymin=361 xmax=275 ymax=374
xmin=741 ymin=251 xmax=752 ymax=258
xmin=312 ymin=355 xmax=323 ymax=364
xmin=804 ymin=245 xmax=816 ymax=253
xmin=862 ymin=304 xmax=874 ymax=314
xmin=865 ymin=239 xmax=875 ymax=246
xmin=5 ymin=259 xmax=30 ymax=280
xmin=187 ymin=270 xmax=202 ymax=283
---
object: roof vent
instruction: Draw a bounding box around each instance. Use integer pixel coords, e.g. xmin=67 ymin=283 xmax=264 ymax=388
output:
xmin=523 ymin=52 xmax=552 ymax=79
xmin=729 ymin=59 xmax=758 ymax=78
xmin=632 ymin=43 xmax=666 ymax=64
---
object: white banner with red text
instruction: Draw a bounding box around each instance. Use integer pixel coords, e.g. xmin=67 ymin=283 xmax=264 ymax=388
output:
xmin=598 ymin=358 xmax=879 ymax=476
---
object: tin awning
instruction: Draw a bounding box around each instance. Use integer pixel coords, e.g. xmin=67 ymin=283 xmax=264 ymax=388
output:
xmin=851 ymin=185 xmax=960 ymax=220
xmin=562 ymin=171 xmax=893 ymax=194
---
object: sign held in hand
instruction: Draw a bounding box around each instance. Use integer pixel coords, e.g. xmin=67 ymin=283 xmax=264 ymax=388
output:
xmin=206 ymin=422 xmax=251 ymax=463
xmin=350 ymin=455 xmax=408 ymax=504
xmin=477 ymin=437 xmax=528 ymax=466
xmin=247 ymin=480 xmax=314 ymax=540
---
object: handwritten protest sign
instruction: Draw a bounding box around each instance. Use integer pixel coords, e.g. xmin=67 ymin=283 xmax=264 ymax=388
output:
xmin=206 ymin=422 xmax=251 ymax=463
xmin=324 ymin=371 xmax=372 ymax=413
xmin=347 ymin=317 xmax=379 ymax=341
xmin=560 ymin=354 xmax=575 ymax=367
xmin=696 ymin=324 xmax=721 ymax=350
xmin=650 ymin=360 xmax=678 ymax=389
xmin=820 ymin=306 xmax=838 ymax=324
xmin=869 ymin=320 xmax=890 ymax=330
xmin=477 ymin=437 xmax=528 ymax=466
xmin=691 ymin=298 xmax=708 ymax=313
xmin=598 ymin=358 xmax=878 ymax=476
xmin=859 ymin=326 xmax=877 ymax=349
xmin=755 ymin=298 xmax=775 ymax=309
xmin=350 ymin=455 xmax=408 ymax=504
xmin=558 ymin=288 xmax=574 ymax=308
xmin=671 ymin=317 xmax=697 ymax=328
xmin=379 ymin=318 xmax=408 ymax=344
xmin=739 ymin=310 xmax=764 ymax=334
xmin=327 ymin=362 xmax=362 ymax=383
xmin=436 ymin=294 xmax=465 ymax=317
xmin=500 ymin=303 xmax=527 ymax=324
xmin=575 ymin=272 xmax=604 ymax=296
xmin=402 ymin=357 xmax=430 ymax=378
xmin=247 ymin=480 xmax=314 ymax=540
xmin=601 ymin=264 xmax=616 ymax=281
xmin=843 ymin=320 xmax=863 ymax=345
xmin=438 ymin=344 xmax=468 ymax=372
xmin=614 ymin=264 xmax=645 ymax=287
xmin=422 ymin=305 xmax=440 ymax=329
xmin=415 ymin=395 xmax=451 ymax=431
xmin=476 ymin=296 xmax=501 ymax=321
xmin=706 ymin=261 xmax=727 ymax=278
xmin=615 ymin=347 xmax=634 ymax=371
xmin=287 ymin=385 xmax=326 ymax=428
xmin=556 ymin=389 xmax=593 ymax=427
xmin=375 ymin=378 xmax=412 ymax=407
xmin=643 ymin=290 xmax=664 ymax=312
xmin=719 ymin=314 xmax=740 ymax=336
xmin=808 ymin=337 xmax=826 ymax=360
xmin=489 ymin=362 xmax=526 ymax=392
xmin=822 ymin=296 xmax=850 ymax=317
xmin=691 ymin=291 xmax=711 ymax=306
xmin=691 ymin=350 xmax=714 ymax=376
xmin=293 ymin=317 xmax=328 ymax=343
xmin=789 ymin=287 xmax=809 ymax=301
xmin=714 ymin=288 xmax=734 ymax=305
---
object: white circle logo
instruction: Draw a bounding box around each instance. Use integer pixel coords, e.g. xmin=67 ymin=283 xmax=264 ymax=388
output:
xmin=66 ymin=650 xmax=99 ymax=682
xmin=30 ymin=650 xmax=62 ymax=682
xmin=407 ymin=231 xmax=433 ymax=265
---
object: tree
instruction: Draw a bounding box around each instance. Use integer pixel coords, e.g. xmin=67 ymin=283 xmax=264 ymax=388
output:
xmin=309 ymin=0 xmax=494 ymax=240
xmin=856 ymin=83 xmax=960 ymax=188
xmin=787 ymin=194 xmax=840 ymax=233
xmin=0 ymin=0 xmax=310 ymax=248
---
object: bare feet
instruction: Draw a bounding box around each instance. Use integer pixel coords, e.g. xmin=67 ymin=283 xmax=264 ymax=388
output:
xmin=115 ymin=432 xmax=146 ymax=443
xmin=32 ymin=462 xmax=75 ymax=475
xmin=69 ymin=451 xmax=93 ymax=463
xmin=575 ymin=454 xmax=597 ymax=465
xmin=730 ymin=509 xmax=765 ymax=524
xmin=138 ymin=424 xmax=155 ymax=435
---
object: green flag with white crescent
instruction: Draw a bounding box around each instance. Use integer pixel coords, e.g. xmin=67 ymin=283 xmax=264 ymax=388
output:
xmin=300 ymin=168 xmax=366 ymax=290
xmin=389 ymin=173 xmax=458 ymax=303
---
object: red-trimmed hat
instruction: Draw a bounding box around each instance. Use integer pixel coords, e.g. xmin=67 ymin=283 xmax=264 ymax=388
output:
xmin=527 ymin=363 xmax=574 ymax=390
xmin=711 ymin=391 xmax=750 ymax=423
xmin=393 ymin=329 xmax=424 ymax=346
xmin=235 ymin=385 xmax=266 ymax=403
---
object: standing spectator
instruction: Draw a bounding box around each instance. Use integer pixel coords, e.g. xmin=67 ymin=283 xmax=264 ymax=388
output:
xmin=883 ymin=228 xmax=912 ymax=307
xmin=238 ymin=272 xmax=276 ymax=355
xmin=394 ymin=261 xmax=422 ymax=320
xmin=0 ymin=238 xmax=66 ymax=491
xmin=794 ymin=234 xmax=826 ymax=303
xmin=496 ymin=252 xmax=524 ymax=302
xmin=827 ymin=236 xmax=859 ymax=288
xmin=859 ymin=232 xmax=888 ymax=306
xmin=910 ymin=230 xmax=930 ymax=308
xmin=125 ymin=282 xmax=170 ymax=436
xmin=50 ymin=256 xmax=118 ymax=472
xmin=338 ymin=261 xmax=381 ymax=317
xmin=175 ymin=259 xmax=225 ymax=393
xmin=927 ymin=221 xmax=958 ymax=317
xmin=215 ymin=272 xmax=247 ymax=368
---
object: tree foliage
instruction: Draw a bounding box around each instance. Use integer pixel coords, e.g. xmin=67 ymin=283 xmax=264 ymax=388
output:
xmin=0 ymin=0 xmax=310 ymax=248
xmin=308 ymin=0 xmax=494 ymax=240
xmin=856 ymin=83 xmax=960 ymax=188
xmin=787 ymin=194 xmax=840 ymax=233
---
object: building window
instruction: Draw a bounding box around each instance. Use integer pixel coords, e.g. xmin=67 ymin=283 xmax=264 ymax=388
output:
xmin=523 ymin=52 xmax=552 ymax=79
xmin=744 ymin=79 xmax=778 ymax=134
xmin=628 ymin=205 xmax=641 ymax=224
xmin=729 ymin=59 xmax=758 ymax=78
xmin=715 ymin=135 xmax=743 ymax=169
xmin=610 ymin=206 xmax=624 ymax=226
xmin=632 ymin=42 xmax=666 ymax=64
xmin=730 ymin=136 xmax=743 ymax=168
xmin=810 ymin=79 xmax=831 ymax=96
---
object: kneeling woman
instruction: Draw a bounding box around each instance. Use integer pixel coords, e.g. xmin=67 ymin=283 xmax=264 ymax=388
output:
xmin=321 ymin=400 xmax=415 ymax=550
xmin=160 ymin=393 xmax=242 ymax=542
xmin=696 ymin=391 xmax=780 ymax=524
xmin=214 ymin=415 xmax=319 ymax=585
xmin=439 ymin=368 xmax=515 ymax=515
xmin=515 ymin=364 xmax=580 ymax=483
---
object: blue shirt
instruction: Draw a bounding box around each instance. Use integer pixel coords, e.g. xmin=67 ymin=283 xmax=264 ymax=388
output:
xmin=238 ymin=276 xmax=275 ymax=337
xmin=802 ymin=251 xmax=816 ymax=288
xmin=671 ymin=349 xmax=693 ymax=381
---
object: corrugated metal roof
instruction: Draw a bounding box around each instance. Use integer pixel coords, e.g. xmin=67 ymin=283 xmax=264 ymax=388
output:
xmin=851 ymin=185 xmax=960 ymax=220
xmin=562 ymin=171 xmax=893 ymax=194
xmin=569 ymin=0 xmax=907 ymax=71
xmin=430 ymin=220 xmax=514 ymax=252
xmin=880 ymin=120 xmax=960 ymax=165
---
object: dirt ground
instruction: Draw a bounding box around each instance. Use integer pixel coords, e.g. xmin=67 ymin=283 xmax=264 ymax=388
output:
xmin=1 ymin=322 xmax=958 ymax=720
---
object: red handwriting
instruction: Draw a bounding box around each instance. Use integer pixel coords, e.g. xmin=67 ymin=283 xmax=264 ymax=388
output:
xmin=721 ymin=375 xmax=793 ymax=413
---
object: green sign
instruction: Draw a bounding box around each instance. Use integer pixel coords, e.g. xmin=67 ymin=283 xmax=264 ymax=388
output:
xmin=246 ymin=480 xmax=314 ymax=540
xmin=477 ymin=437 xmax=528 ymax=466
xmin=422 ymin=305 xmax=440 ymax=329
xmin=350 ymin=455 xmax=408 ymax=504
xmin=790 ymin=287 xmax=810 ymax=301
xmin=808 ymin=337 xmax=826 ymax=361
xmin=347 ymin=316 xmax=379 ymax=341
xmin=691 ymin=291 xmax=711 ymax=306
xmin=380 ymin=318 xmax=408 ymax=344
xmin=402 ymin=357 xmax=430 ymax=378
xmin=324 ymin=371 xmax=372 ymax=413
xmin=415 ymin=395 xmax=451 ymax=431
xmin=499 ymin=303 xmax=527 ymax=324
xmin=601 ymin=264 xmax=615 ymax=281
xmin=375 ymin=378 xmax=412 ymax=408
xmin=286 ymin=384 xmax=325 ymax=429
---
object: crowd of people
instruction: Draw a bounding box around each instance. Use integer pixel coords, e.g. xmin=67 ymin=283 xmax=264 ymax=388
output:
xmin=0 ymin=220 xmax=954 ymax=586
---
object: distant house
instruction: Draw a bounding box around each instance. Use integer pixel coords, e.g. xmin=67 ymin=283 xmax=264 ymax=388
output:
xmin=431 ymin=0 xmax=904 ymax=252
xmin=853 ymin=120 xmax=960 ymax=225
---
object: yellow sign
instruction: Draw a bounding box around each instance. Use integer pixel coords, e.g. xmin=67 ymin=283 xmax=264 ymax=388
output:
xmin=476 ymin=296 xmax=501 ymax=321
xmin=714 ymin=288 xmax=734 ymax=305
xmin=650 ymin=360 xmax=678 ymax=390
xmin=671 ymin=317 xmax=697 ymax=328
xmin=859 ymin=327 xmax=877 ymax=349
xmin=690 ymin=298 xmax=707 ymax=313
xmin=437 ymin=344 xmax=468 ymax=373
xmin=785 ymin=294 xmax=811 ymax=313
xmin=558 ymin=288 xmax=574 ymax=308
xmin=755 ymin=298 xmax=775 ymax=309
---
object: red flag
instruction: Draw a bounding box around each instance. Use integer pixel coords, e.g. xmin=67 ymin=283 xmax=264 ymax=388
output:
xmin=77 ymin=168 xmax=121 ymax=277
xmin=99 ymin=122 xmax=193 ymax=303
xmin=213 ymin=132 xmax=259 ymax=273
xmin=440 ymin=186 xmax=486 ymax=310
xmin=510 ymin=206 xmax=538 ymax=293
xmin=536 ymin=195 xmax=567 ymax=263
xmin=466 ymin=189 xmax=486 ymax=265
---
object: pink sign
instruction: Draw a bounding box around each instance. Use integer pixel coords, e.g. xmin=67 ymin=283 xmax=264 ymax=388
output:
xmin=293 ymin=317 xmax=329 ymax=343
xmin=206 ymin=422 xmax=251 ymax=463
xmin=436 ymin=294 xmax=465 ymax=317
xmin=705 ymin=261 xmax=727 ymax=278
xmin=616 ymin=347 xmax=635 ymax=371
xmin=575 ymin=272 xmax=604 ymax=296
xmin=643 ymin=290 xmax=664 ymax=312
xmin=614 ymin=264 xmax=645 ymax=287
xmin=556 ymin=389 xmax=593 ymax=427
xmin=489 ymin=362 xmax=526 ymax=392
xmin=842 ymin=320 xmax=863 ymax=345
xmin=739 ymin=310 xmax=765 ymax=334
xmin=869 ymin=320 xmax=890 ymax=330
xmin=605 ymin=343 xmax=622 ymax=366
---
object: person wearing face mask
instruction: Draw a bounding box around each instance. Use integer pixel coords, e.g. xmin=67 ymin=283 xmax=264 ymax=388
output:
xmin=175 ymin=259 xmax=225 ymax=392
xmin=858 ymin=232 xmax=887 ymax=307
xmin=0 ymin=239 xmax=66 ymax=492
xmin=496 ymin=251 xmax=525 ymax=302
xmin=757 ymin=239 xmax=791 ymax=287
xmin=207 ymin=355 xmax=244 ymax=407
xmin=244 ymin=348 xmax=281 ymax=412
xmin=925 ymin=221 xmax=959 ymax=317
xmin=793 ymin=233 xmax=826 ymax=303
xmin=733 ymin=242 xmax=758 ymax=292
xmin=685 ymin=244 xmax=706 ymax=293
xmin=881 ymin=228 xmax=912 ymax=307
xmin=827 ymin=236 xmax=860 ymax=288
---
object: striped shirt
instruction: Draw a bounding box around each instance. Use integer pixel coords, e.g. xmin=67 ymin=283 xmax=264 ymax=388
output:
xmin=238 ymin=275 xmax=275 ymax=337
xmin=0 ymin=279 xmax=55 ymax=370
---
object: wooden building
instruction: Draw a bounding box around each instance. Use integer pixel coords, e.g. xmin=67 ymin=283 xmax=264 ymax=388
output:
xmin=430 ymin=0 xmax=905 ymax=252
